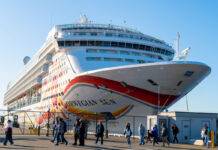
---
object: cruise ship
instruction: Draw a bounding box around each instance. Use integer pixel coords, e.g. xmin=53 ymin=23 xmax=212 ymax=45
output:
xmin=3 ymin=16 xmax=210 ymax=126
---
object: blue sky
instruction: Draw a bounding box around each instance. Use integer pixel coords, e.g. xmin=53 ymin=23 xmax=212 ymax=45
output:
xmin=0 ymin=0 xmax=217 ymax=112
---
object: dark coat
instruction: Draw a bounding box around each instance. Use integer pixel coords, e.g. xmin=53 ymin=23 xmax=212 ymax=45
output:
xmin=60 ymin=121 xmax=67 ymax=134
xmin=96 ymin=124 xmax=104 ymax=136
xmin=172 ymin=126 xmax=179 ymax=135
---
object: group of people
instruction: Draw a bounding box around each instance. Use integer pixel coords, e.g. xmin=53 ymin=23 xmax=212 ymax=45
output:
xmin=3 ymin=117 xmax=215 ymax=148
xmin=123 ymin=122 xmax=179 ymax=147
xmin=51 ymin=119 xmax=179 ymax=147
xmin=72 ymin=119 xmax=105 ymax=146
xmin=51 ymin=117 xmax=105 ymax=147
xmin=71 ymin=118 xmax=86 ymax=146
xmin=51 ymin=117 xmax=68 ymax=145
xmin=51 ymin=117 xmax=88 ymax=146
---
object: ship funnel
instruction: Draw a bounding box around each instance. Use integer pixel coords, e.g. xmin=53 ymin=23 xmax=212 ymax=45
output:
xmin=23 ymin=56 xmax=31 ymax=65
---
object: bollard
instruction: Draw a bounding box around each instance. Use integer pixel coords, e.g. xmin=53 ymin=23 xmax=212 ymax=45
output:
xmin=105 ymin=119 xmax=108 ymax=138
xmin=46 ymin=110 xmax=50 ymax=136
xmin=211 ymin=130 xmax=215 ymax=148
xmin=38 ymin=125 xmax=41 ymax=136
xmin=106 ymin=129 xmax=108 ymax=138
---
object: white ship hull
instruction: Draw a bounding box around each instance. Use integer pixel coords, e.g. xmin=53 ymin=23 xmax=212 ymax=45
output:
xmin=60 ymin=61 xmax=210 ymax=119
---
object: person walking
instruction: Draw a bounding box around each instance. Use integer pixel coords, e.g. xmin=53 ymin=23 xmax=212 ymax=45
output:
xmin=172 ymin=124 xmax=179 ymax=143
xmin=52 ymin=120 xmax=56 ymax=137
xmin=79 ymin=120 xmax=86 ymax=146
xmin=59 ymin=118 xmax=68 ymax=145
xmin=3 ymin=120 xmax=14 ymax=146
xmin=51 ymin=117 xmax=59 ymax=143
xmin=145 ymin=130 xmax=152 ymax=143
xmin=201 ymin=127 xmax=205 ymax=143
xmin=138 ymin=123 xmax=145 ymax=145
xmin=161 ymin=123 xmax=170 ymax=147
xmin=53 ymin=118 xmax=61 ymax=145
xmin=203 ymin=125 xmax=209 ymax=147
xmin=152 ymin=124 xmax=159 ymax=146
xmin=95 ymin=121 xmax=104 ymax=145
xmin=124 ymin=122 xmax=132 ymax=146
xmin=73 ymin=118 xmax=80 ymax=145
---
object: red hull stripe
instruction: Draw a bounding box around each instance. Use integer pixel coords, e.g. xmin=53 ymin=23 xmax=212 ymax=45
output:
xmin=64 ymin=75 xmax=179 ymax=107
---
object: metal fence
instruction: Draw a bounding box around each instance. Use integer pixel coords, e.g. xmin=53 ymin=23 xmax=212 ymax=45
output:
xmin=0 ymin=109 xmax=146 ymax=138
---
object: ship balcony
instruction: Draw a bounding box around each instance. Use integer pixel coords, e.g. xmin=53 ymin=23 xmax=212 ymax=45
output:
xmin=39 ymin=64 xmax=49 ymax=76
xmin=36 ymin=76 xmax=42 ymax=84
xmin=45 ymin=53 xmax=53 ymax=64
xmin=4 ymin=76 xmax=42 ymax=105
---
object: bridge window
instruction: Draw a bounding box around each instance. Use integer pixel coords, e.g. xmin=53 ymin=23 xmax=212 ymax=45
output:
xmin=86 ymin=57 xmax=101 ymax=61
xmin=118 ymin=42 xmax=125 ymax=47
xmin=133 ymin=44 xmax=139 ymax=49
xmin=86 ymin=49 xmax=98 ymax=53
xmin=80 ymin=41 xmax=87 ymax=46
xmin=111 ymin=42 xmax=118 ymax=47
xmin=102 ymin=41 xmax=110 ymax=47
xmin=57 ymin=40 xmax=174 ymax=56
xmin=126 ymin=43 xmax=133 ymax=48
xmin=125 ymin=59 xmax=135 ymax=62
xmin=90 ymin=32 xmax=98 ymax=36
xmin=137 ymin=60 xmax=145 ymax=63
xmin=99 ymin=49 xmax=117 ymax=54
xmin=132 ymin=52 xmax=141 ymax=56
xmin=104 ymin=57 xmax=123 ymax=62
xmin=58 ymin=41 xmax=64 ymax=46
xmin=120 ymin=50 xmax=130 ymax=55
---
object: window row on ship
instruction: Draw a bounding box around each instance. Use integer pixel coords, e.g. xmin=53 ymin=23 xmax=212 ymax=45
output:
xmin=42 ymin=79 xmax=71 ymax=94
xmin=60 ymin=27 xmax=164 ymax=45
xmin=57 ymin=40 xmax=174 ymax=56
xmin=8 ymin=93 xmax=41 ymax=110
xmin=86 ymin=49 xmax=164 ymax=60
xmin=43 ymin=69 xmax=69 ymax=86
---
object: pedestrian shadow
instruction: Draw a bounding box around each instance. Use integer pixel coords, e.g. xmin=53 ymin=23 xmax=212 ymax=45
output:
xmin=13 ymin=137 xmax=49 ymax=141
xmin=72 ymin=145 xmax=122 ymax=150
xmin=166 ymin=145 xmax=205 ymax=150
xmin=112 ymin=145 xmax=133 ymax=149
xmin=0 ymin=145 xmax=47 ymax=150
xmin=13 ymin=138 xmax=38 ymax=141
xmin=0 ymin=146 xmax=29 ymax=150
xmin=87 ymin=138 xmax=126 ymax=144
xmin=147 ymin=144 xmax=205 ymax=150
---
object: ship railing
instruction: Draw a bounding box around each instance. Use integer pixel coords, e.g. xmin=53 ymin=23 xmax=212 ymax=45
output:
xmin=58 ymin=23 xmax=142 ymax=34
xmin=57 ymin=23 xmax=171 ymax=46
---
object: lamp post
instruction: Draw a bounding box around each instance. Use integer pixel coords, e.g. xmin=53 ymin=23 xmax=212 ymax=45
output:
xmin=157 ymin=85 xmax=160 ymax=114
xmin=46 ymin=109 xmax=50 ymax=136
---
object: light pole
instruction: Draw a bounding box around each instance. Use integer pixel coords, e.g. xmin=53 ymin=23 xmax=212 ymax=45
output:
xmin=46 ymin=109 xmax=50 ymax=136
xmin=157 ymin=85 xmax=160 ymax=114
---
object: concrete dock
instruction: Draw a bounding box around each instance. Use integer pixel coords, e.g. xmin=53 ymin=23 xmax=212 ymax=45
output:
xmin=0 ymin=135 xmax=214 ymax=150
